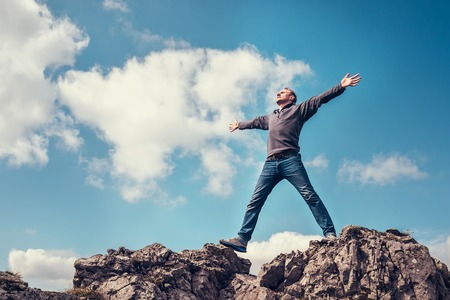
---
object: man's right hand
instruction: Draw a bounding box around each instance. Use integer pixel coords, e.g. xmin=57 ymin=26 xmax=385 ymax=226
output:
xmin=229 ymin=117 xmax=239 ymax=132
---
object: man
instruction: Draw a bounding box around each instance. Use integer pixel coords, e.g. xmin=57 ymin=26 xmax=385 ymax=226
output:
xmin=220 ymin=73 xmax=361 ymax=253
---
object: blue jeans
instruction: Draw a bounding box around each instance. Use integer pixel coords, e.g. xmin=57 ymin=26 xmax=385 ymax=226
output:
xmin=237 ymin=153 xmax=336 ymax=242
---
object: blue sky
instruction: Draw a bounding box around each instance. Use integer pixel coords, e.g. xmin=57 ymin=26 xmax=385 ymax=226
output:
xmin=1 ymin=0 xmax=450 ymax=291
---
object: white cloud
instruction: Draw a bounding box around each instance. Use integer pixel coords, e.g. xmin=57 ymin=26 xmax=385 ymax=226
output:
xmin=238 ymin=231 xmax=322 ymax=275
xmin=152 ymin=191 xmax=188 ymax=208
xmin=57 ymin=46 xmax=311 ymax=203
xmin=46 ymin=111 xmax=83 ymax=152
xmin=304 ymin=153 xmax=329 ymax=169
xmin=102 ymin=0 xmax=181 ymax=50
xmin=0 ymin=0 xmax=88 ymax=166
xmin=338 ymin=153 xmax=427 ymax=185
xmin=423 ymin=236 xmax=450 ymax=267
xmin=8 ymin=248 xmax=78 ymax=291
xmin=82 ymin=157 xmax=110 ymax=189
xmin=1 ymin=0 xmax=312 ymax=205
xmin=200 ymin=143 xmax=236 ymax=196
xmin=102 ymin=0 xmax=129 ymax=13
xmin=120 ymin=19 xmax=190 ymax=50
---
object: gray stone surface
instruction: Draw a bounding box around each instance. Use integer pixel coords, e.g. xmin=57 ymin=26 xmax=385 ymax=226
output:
xmin=2 ymin=225 xmax=449 ymax=299
xmin=0 ymin=271 xmax=80 ymax=300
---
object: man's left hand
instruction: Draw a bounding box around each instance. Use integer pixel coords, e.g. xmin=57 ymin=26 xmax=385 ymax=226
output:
xmin=341 ymin=73 xmax=361 ymax=88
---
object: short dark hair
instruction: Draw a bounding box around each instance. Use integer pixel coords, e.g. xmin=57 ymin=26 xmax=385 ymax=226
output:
xmin=284 ymin=87 xmax=297 ymax=103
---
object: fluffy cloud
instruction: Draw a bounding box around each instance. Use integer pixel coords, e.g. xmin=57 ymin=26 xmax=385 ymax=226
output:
xmin=1 ymin=0 xmax=311 ymax=204
xmin=0 ymin=0 xmax=88 ymax=166
xmin=304 ymin=153 xmax=329 ymax=169
xmin=200 ymin=143 xmax=236 ymax=196
xmin=57 ymin=46 xmax=311 ymax=203
xmin=423 ymin=236 xmax=450 ymax=267
xmin=120 ymin=19 xmax=190 ymax=50
xmin=102 ymin=0 xmax=129 ymax=13
xmin=82 ymin=156 xmax=110 ymax=189
xmin=238 ymin=231 xmax=322 ymax=275
xmin=338 ymin=153 xmax=427 ymax=185
xmin=8 ymin=248 xmax=78 ymax=291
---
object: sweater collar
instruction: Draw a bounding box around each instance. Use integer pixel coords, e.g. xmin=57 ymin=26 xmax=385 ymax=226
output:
xmin=275 ymin=102 xmax=294 ymax=113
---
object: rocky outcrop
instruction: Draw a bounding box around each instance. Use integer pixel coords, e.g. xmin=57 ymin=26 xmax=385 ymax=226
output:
xmin=73 ymin=242 xmax=251 ymax=299
xmin=0 ymin=271 xmax=79 ymax=300
xmin=72 ymin=226 xmax=450 ymax=300
xmin=2 ymin=225 xmax=450 ymax=299
xmin=254 ymin=226 xmax=450 ymax=299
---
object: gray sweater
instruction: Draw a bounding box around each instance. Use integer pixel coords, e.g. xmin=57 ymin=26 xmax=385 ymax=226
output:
xmin=238 ymin=84 xmax=346 ymax=158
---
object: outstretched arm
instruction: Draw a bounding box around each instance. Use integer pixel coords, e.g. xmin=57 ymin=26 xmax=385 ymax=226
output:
xmin=340 ymin=73 xmax=361 ymax=88
xmin=229 ymin=117 xmax=239 ymax=132
xmin=230 ymin=115 xmax=269 ymax=131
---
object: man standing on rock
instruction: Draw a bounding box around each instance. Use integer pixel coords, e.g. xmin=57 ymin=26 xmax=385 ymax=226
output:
xmin=220 ymin=73 xmax=361 ymax=253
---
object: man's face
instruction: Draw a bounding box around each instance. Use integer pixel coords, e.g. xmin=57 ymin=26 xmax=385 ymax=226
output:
xmin=276 ymin=89 xmax=294 ymax=106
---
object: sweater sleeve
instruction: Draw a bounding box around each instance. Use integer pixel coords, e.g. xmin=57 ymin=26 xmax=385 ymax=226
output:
xmin=299 ymin=84 xmax=346 ymax=121
xmin=238 ymin=115 xmax=269 ymax=130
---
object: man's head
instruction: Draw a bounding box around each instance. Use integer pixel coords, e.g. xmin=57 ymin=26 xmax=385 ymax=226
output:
xmin=276 ymin=87 xmax=297 ymax=107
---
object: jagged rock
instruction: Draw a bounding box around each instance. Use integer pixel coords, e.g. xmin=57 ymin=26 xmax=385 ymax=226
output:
xmin=73 ymin=226 xmax=450 ymax=300
xmin=0 ymin=271 xmax=79 ymax=300
xmin=255 ymin=225 xmax=450 ymax=299
xmin=73 ymin=242 xmax=251 ymax=299
xmin=2 ymin=225 xmax=449 ymax=299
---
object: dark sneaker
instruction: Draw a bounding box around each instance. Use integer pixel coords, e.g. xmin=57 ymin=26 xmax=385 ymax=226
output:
xmin=219 ymin=237 xmax=247 ymax=253
xmin=325 ymin=233 xmax=337 ymax=240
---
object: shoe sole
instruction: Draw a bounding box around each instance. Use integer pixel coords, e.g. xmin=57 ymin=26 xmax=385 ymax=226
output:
xmin=219 ymin=240 xmax=247 ymax=253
